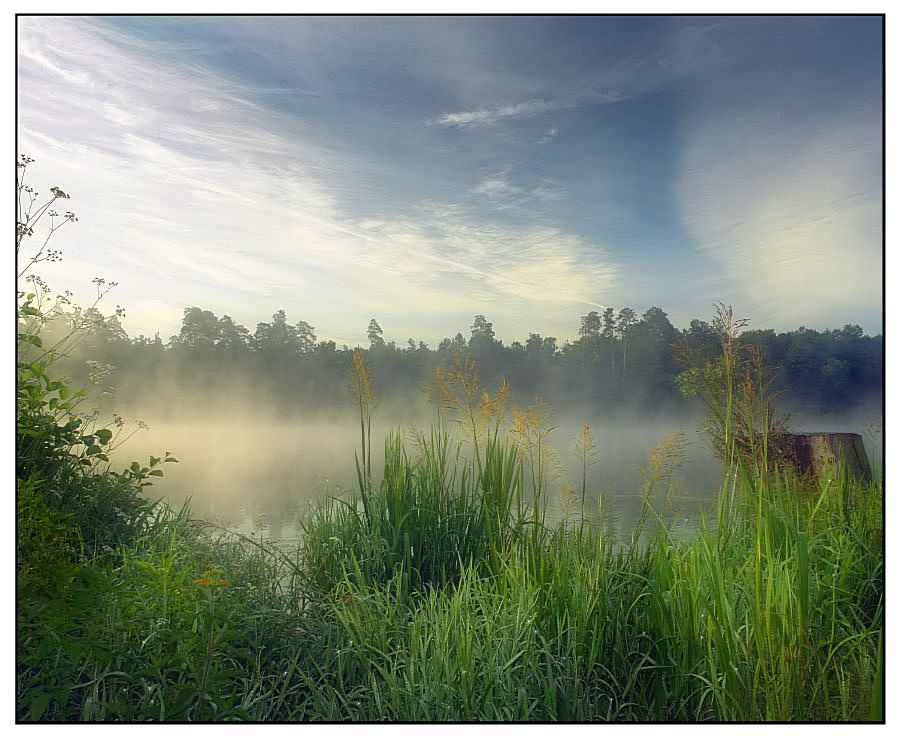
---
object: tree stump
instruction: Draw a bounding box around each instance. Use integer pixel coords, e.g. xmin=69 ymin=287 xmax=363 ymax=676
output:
xmin=784 ymin=433 xmax=871 ymax=482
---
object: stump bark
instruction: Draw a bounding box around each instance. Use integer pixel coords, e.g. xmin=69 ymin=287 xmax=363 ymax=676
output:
xmin=784 ymin=433 xmax=871 ymax=482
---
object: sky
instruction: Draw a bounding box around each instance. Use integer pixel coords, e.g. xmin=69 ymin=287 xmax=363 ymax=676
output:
xmin=16 ymin=15 xmax=884 ymax=346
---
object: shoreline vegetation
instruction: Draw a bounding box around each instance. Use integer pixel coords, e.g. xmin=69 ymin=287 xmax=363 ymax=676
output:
xmin=16 ymin=159 xmax=883 ymax=722
xmin=17 ymin=328 xmax=884 ymax=722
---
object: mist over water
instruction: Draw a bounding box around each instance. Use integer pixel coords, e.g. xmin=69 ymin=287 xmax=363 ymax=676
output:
xmin=41 ymin=288 xmax=882 ymax=547
xmin=112 ymin=402 xmax=737 ymax=544
xmin=63 ymin=323 xmax=874 ymax=548
xmin=113 ymin=397 xmax=882 ymax=545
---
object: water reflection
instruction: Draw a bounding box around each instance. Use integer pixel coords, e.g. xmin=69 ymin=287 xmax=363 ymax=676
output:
xmin=115 ymin=414 xmax=735 ymax=545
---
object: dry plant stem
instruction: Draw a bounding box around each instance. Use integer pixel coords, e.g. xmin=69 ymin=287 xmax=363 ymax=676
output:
xmin=17 ymin=156 xmax=77 ymax=277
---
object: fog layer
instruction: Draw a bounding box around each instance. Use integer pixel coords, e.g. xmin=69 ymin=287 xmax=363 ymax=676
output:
xmin=113 ymin=403 xmax=730 ymax=542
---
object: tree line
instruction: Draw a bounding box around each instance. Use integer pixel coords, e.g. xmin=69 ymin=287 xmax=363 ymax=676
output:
xmin=47 ymin=303 xmax=883 ymax=420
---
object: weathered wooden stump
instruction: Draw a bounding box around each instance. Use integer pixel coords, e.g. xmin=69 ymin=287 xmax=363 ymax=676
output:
xmin=784 ymin=433 xmax=871 ymax=482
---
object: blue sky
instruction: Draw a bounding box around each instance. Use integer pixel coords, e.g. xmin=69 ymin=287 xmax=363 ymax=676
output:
xmin=17 ymin=15 xmax=883 ymax=345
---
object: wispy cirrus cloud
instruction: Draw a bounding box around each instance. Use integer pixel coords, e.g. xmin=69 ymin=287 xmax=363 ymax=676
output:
xmin=430 ymin=86 xmax=633 ymax=128
xmin=429 ymin=97 xmax=574 ymax=128
xmin=470 ymin=171 xmax=565 ymax=211
xmin=426 ymin=19 xmax=734 ymax=134
xmin=537 ymin=127 xmax=559 ymax=144
xmin=677 ymin=104 xmax=882 ymax=330
xmin=470 ymin=172 xmax=524 ymax=208
xmin=353 ymin=213 xmax=615 ymax=320
xmin=17 ymin=17 xmax=620 ymax=345
xmin=17 ymin=15 xmax=882 ymax=344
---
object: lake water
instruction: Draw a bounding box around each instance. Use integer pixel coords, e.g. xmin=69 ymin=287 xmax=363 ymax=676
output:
xmin=111 ymin=406 xmax=881 ymax=549
xmin=112 ymin=411 xmax=736 ymax=544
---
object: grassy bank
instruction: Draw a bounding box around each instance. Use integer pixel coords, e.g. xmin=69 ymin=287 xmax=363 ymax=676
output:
xmin=17 ymin=288 xmax=883 ymax=721
xmin=17 ymin=421 xmax=883 ymax=721
xmin=16 ymin=159 xmax=882 ymax=722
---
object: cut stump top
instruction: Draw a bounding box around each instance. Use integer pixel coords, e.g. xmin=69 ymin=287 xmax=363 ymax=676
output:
xmin=784 ymin=432 xmax=871 ymax=482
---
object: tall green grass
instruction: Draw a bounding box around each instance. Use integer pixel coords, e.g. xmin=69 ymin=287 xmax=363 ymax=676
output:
xmin=283 ymin=431 xmax=882 ymax=721
xmin=298 ymin=424 xmax=525 ymax=599
xmin=18 ymin=334 xmax=883 ymax=722
xmin=18 ymin=421 xmax=882 ymax=721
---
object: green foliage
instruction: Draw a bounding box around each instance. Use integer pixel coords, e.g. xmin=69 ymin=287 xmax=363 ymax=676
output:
xmin=17 ymin=160 xmax=882 ymax=723
xmin=19 ymin=412 xmax=883 ymax=721
xmin=676 ymin=304 xmax=792 ymax=473
xmin=17 ymin=287 xmax=170 ymax=556
xmin=286 ymin=453 xmax=881 ymax=721
xmin=18 ymin=503 xmax=293 ymax=721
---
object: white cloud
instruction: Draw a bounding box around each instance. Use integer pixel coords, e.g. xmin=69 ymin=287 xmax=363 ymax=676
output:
xmin=677 ymin=105 xmax=882 ymax=331
xmin=470 ymin=171 xmax=565 ymax=210
xmin=537 ymin=127 xmax=559 ymax=144
xmin=18 ymin=33 xmax=94 ymax=87
xmin=17 ymin=17 xmax=620 ymax=345
xmin=430 ymin=97 xmax=568 ymax=128
xmin=348 ymin=213 xmax=617 ymax=342
xmin=472 ymin=172 xmax=519 ymax=198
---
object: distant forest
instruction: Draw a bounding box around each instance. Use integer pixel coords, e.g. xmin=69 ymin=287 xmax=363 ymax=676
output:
xmin=44 ymin=303 xmax=883 ymax=423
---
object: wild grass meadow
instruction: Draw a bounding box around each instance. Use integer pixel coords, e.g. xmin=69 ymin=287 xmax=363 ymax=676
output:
xmin=17 ymin=325 xmax=883 ymax=721
xmin=16 ymin=157 xmax=883 ymax=722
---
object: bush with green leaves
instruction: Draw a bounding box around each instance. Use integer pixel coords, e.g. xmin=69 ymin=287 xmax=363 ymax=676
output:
xmin=16 ymin=157 xmax=178 ymax=562
xmin=16 ymin=158 xmax=183 ymax=719
xmin=15 ymin=157 xmax=883 ymax=722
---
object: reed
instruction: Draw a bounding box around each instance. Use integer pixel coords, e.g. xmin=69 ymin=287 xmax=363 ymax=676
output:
xmin=18 ymin=347 xmax=882 ymax=721
xmin=285 ymin=426 xmax=881 ymax=721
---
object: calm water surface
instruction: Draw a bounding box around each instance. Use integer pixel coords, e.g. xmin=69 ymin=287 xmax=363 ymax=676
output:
xmin=115 ymin=413 xmax=734 ymax=544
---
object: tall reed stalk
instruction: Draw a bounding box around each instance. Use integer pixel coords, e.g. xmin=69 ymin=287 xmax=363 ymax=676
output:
xmin=20 ymin=352 xmax=882 ymax=722
xmin=574 ymin=423 xmax=599 ymax=532
xmin=350 ymin=348 xmax=374 ymax=520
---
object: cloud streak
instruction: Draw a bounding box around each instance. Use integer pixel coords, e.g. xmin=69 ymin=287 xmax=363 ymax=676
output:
xmin=427 ymin=20 xmax=728 ymax=130
xmin=430 ymin=97 xmax=574 ymax=128
xmin=677 ymin=104 xmax=881 ymax=330
xmin=16 ymin=16 xmax=882 ymax=344
xmin=17 ymin=17 xmax=620 ymax=345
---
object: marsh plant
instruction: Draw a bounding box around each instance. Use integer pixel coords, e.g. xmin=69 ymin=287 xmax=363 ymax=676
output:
xmin=19 ymin=337 xmax=884 ymax=721
xmin=640 ymin=431 xmax=688 ymax=515
xmin=17 ymin=164 xmax=882 ymax=721
xmin=676 ymin=303 xmax=792 ymax=475
xmin=574 ymin=423 xmax=601 ymax=531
